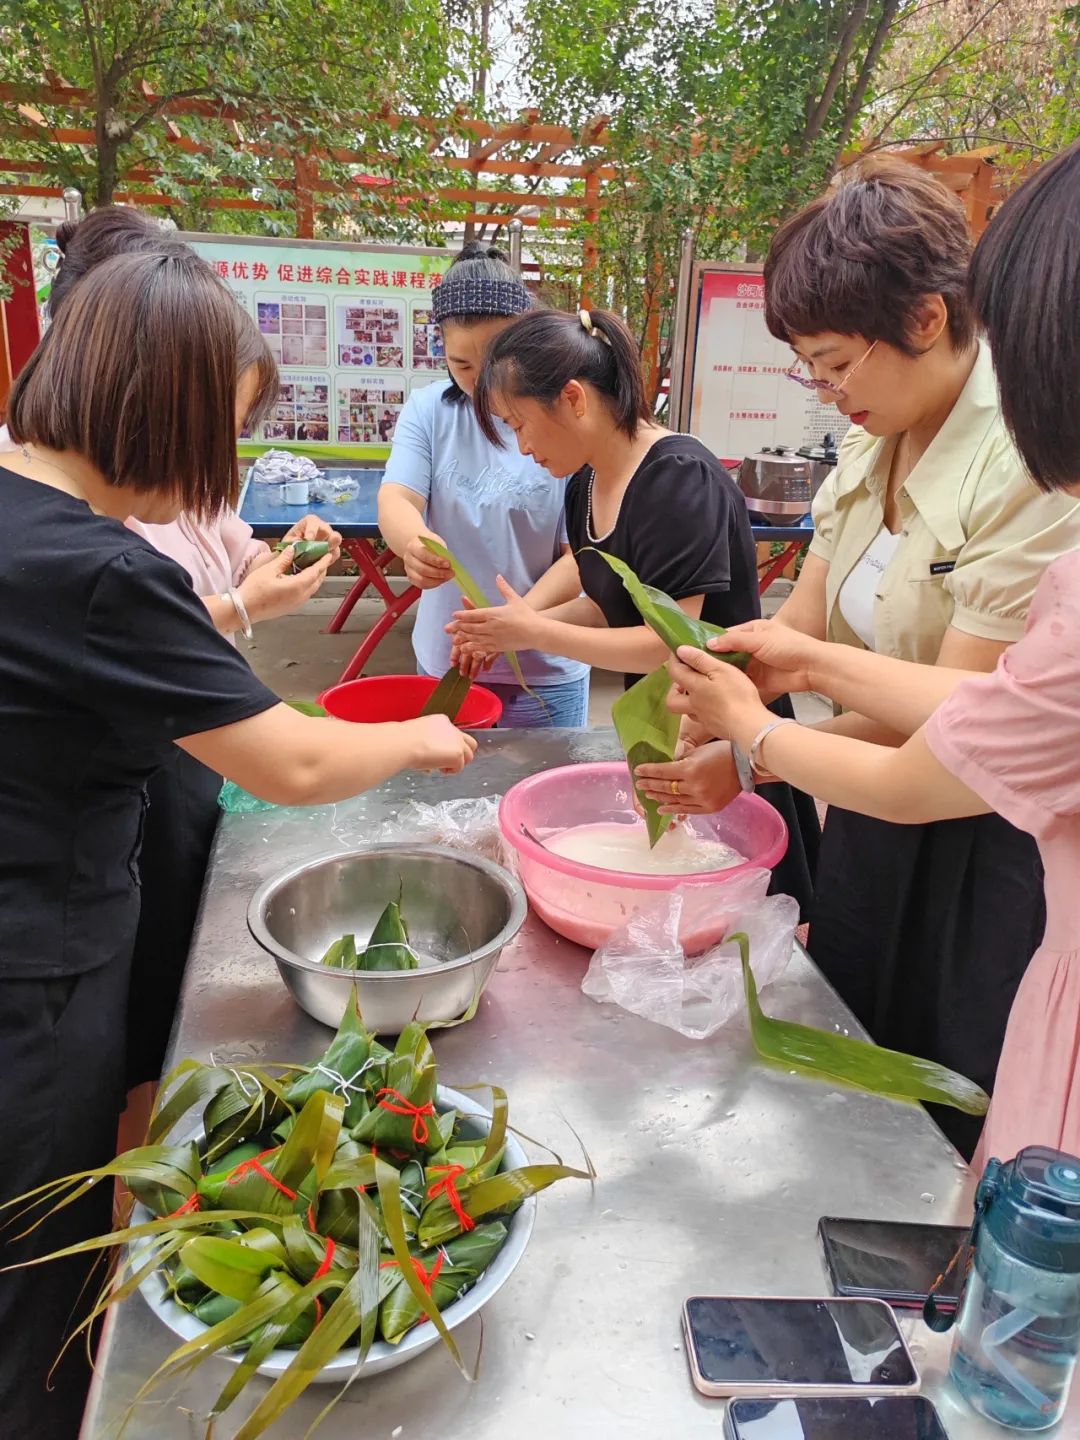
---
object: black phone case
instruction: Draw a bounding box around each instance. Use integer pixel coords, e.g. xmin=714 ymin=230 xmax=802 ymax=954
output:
xmin=817 ymin=1217 xmax=963 ymax=1310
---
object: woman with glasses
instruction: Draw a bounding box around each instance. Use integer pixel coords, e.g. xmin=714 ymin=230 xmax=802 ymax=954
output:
xmin=641 ymin=156 xmax=1080 ymax=1159
xmin=662 ymin=139 xmax=1080 ymax=1169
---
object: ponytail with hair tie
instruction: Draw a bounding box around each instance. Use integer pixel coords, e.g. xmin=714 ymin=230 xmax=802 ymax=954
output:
xmin=475 ymin=306 xmax=649 ymax=445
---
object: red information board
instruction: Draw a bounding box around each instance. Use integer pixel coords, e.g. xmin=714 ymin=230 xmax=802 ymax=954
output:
xmin=0 ymin=223 xmax=41 ymax=409
xmin=687 ymin=266 xmax=845 ymax=467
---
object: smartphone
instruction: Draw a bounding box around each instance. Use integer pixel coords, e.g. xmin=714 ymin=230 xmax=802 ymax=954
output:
xmin=818 ymin=1216 xmax=967 ymax=1310
xmin=682 ymin=1295 xmax=919 ymax=1399
xmin=725 ymin=1396 xmax=951 ymax=1439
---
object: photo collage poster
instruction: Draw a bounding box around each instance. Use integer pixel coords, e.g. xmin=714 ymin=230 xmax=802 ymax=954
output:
xmin=189 ymin=239 xmax=451 ymax=460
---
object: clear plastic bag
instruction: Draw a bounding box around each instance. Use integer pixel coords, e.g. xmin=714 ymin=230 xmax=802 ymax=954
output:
xmin=369 ymin=796 xmax=512 ymax=867
xmin=308 ymin=475 xmax=361 ymax=504
xmin=581 ymin=869 xmax=797 ymax=1039
xmin=218 ymin=780 xmax=277 ymax=814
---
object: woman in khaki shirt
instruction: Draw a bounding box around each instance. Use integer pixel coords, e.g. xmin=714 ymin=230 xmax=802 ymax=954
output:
xmin=640 ymin=158 xmax=1080 ymax=1157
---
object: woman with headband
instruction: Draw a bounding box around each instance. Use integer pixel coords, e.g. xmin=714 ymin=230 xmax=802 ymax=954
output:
xmin=378 ymin=244 xmax=590 ymax=726
xmin=449 ymin=304 xmax=820 ymax=914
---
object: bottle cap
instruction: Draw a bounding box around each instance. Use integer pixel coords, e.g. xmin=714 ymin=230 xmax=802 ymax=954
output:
xmin=984 ymin=1146 xmax=1080 ymax=1273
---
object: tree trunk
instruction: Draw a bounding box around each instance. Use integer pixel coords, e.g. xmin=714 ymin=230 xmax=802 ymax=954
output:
xmin=95 ymin=129 xmax=119 ymax=207
xmin=835 ymin=0 xmax=903 ymax=158
xmin=800 ymin=0 xmax=870 ymax=155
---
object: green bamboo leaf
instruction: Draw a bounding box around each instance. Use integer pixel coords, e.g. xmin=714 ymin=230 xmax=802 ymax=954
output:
xmin=287 ymin=700 xmax=328 ymax=717
xmin=733 ymin=931 xmax=990 ymax=1114
xmin=373 ymin=1156 xmax=467 ymax=1374
xmin=612 ymin=666 xmax=681 ymax=846
xmin=213 ymin=1091 xmax=344 ymax=1216
xmin=230 ymin=1186 xmax=382 ymax=1439
xmin=418 ymin=1162 xmax=593 ymax=1249
xmin=193 ymin=1292 xmax=242 ymax=1327
xmin=203 ymin=1071 xmax=290 ymax=1163
xmin=0 ymin=1146 xmax=206 ymax=1240
xmin=587 ymin=549 xmax=751 ymax=666
xmin=420 ymin=663 xmax=474 ymax=721
xmin=282 ymin=993 xmax=377 ymax=1126
xmin=419 ymin=536 xmax=537 ymax=698
xmin=149 ymin=1061 xmax=235 ymax=1145
xmin=210 ymin=1277 xmax=318 ymax=1415
xmin=378 ymin=1221 xmax=509 ymax=1345
xmin=319 ymin=934 xmax=358 ymax=970
xmin=356 ymin=888 xmax=418 ymax=972
xmin=274 ymin=539 xmax=330 ymax=571
xmin=198 ymin=1141 xmax=265 ymax=1205
xmin=52 ymin=1230 xmax=190 ymax=1372
xmin=180 ymin=1235 xmax=287 ymax=1302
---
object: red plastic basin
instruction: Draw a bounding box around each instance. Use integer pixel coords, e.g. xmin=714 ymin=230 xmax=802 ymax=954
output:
xmin=318 ymin=675 xmax=502 ymax=729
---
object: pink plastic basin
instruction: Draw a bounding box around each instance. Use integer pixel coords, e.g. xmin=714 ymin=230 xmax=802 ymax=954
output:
xmin=499 ymin=761 xmax=788 ymax=951
xmin=319 ymin=675 xmax=502 ymax=730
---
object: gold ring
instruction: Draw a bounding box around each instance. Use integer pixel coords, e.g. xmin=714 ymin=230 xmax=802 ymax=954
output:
xmin=671 ymin=779 xmax=680 ymax=797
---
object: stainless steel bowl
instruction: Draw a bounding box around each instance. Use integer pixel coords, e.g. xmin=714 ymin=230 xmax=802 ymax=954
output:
xmin=247 ymin=844 xmax=527 ymax=1032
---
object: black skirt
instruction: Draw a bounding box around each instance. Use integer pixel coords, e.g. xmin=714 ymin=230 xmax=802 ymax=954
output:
xmin=808 ymin=807 xmax=1046 ymax=1159
xmin=0 ymin=958 xmax=131 ymax=1438
xmin=126 ymin=749 xmax=221 ymax=1088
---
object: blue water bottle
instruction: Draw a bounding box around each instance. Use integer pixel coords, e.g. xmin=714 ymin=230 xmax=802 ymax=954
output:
xmin=948 ymin=1147 xmax=1080 ymax=1430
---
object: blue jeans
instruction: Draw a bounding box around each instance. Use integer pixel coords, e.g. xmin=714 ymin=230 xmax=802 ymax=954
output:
xmin=419 ymin=667 xmax=590 ymax=729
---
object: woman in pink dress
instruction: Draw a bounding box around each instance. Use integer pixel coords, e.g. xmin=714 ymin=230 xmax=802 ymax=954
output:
xmin=650 ymin=138 xmax=1080 ymax=1169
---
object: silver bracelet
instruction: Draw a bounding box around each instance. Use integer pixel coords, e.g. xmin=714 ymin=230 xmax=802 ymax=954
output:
xmin=227 ymin=587 xmax=254 ymax=640
xmin=747 ymin=717 xmax=796 ymax=778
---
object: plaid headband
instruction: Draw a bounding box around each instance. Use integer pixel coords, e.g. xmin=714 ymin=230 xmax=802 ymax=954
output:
xmin=431 ymin=273 xmax=530 ymax=324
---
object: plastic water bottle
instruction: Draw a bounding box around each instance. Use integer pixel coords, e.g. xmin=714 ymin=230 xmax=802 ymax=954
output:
xmin=950 ymin=1146 xmax=1080 ymax=1430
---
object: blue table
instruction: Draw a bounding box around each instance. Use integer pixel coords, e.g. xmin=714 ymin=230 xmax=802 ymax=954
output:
xmin=240 ymin=468 xmax=420 ymax=683
xmin=240 ymin=468 xmax=385 ymax=539
xmin=239 ymin=467 xmax=815 ymax=678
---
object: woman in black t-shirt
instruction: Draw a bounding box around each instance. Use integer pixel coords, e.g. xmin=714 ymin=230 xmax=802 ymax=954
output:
xmin=449 ymin=306 xmax=818 ymax=909
xmin=0 ymin=253 xmax=474 ymax=1440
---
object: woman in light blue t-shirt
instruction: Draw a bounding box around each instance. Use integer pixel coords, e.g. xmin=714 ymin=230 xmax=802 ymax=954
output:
xmin=378 ymin=244 xmax=589 ymax=727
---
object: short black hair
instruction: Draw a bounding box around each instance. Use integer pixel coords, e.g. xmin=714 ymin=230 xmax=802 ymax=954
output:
xmin=473 ymin=307 xmax=649 ymax=445
xmin=968 ymin=140 xmax=1080 ymax=492
xmin=764 ymin=155 xmax=975 ymax=354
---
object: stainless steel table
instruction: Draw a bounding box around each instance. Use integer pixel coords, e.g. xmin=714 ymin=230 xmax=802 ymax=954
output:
xmin=82 ymin=730 xmax=1043 ymax=1439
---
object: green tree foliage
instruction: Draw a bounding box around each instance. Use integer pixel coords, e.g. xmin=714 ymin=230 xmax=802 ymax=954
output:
xmin=0 ymin=0 xmax=462 ymax=237
xmin=518 ymin=0 xmax=918 ymax=397
xmin=869 ymin=0 xmax=1080 ymax=172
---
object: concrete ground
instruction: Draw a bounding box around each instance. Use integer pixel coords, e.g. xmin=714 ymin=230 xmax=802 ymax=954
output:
xmin=242 ymin=575 xmax=832 ymax=729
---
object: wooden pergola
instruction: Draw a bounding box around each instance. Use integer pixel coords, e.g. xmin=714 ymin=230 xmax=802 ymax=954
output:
xmin=0 ymin=81 xmax=613 ymax=285
xmin=840 ymin=141 xmax=1016 ymax=238
xmin=0 ymin=83 xmax=1033 ymax=416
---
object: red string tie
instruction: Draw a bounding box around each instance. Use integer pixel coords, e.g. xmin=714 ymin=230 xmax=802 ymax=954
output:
xmin=379 ymin=1251 xmax=446 ymax=1295
xmin=313 ymin=1237 xmax=336 ymax=1281
xmin=167 ymin=1192 xmax=201 ymax=1219
xmin=312 ymin=1237 xmax=337 ymax=1325
xmin=225 ymin=1148 xmax=298 ymax=1201
xmin=426 ymin=1164 xmax=475 ymax=1233
xmin=375 ymin=1088 xmax=435 ymax=1146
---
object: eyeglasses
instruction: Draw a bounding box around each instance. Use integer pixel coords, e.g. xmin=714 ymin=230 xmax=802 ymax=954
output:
xmin=784 ymin=340 xmax=877 ymax=400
